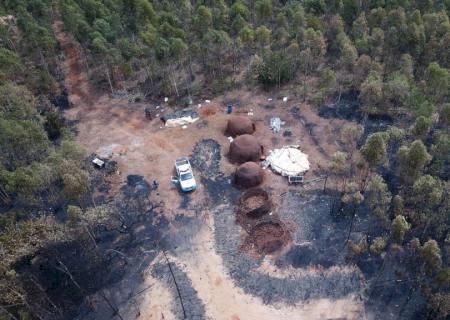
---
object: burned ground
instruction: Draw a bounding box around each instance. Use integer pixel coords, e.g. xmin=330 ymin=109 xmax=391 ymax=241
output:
xmin=151 ymin=262 xmax=206 ymax=320
xmin=189 ymin=139 xmax=363 ymax=305
xmin=213 ymin=197 xmax=364 ymax=305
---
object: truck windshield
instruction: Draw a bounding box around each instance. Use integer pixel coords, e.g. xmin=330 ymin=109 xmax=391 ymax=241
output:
xmin=180 ymin=172 xmax=193 ymax=181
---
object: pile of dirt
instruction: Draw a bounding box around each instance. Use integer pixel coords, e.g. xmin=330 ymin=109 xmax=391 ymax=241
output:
xmin=244 ymin=219 xmax=292 ymax=255
xmin=234 ymin=162 xmax=263 ymax=188
xmin=200 ymin=106 xmax=217 ymax=117
xmin=226 ymin=116 xmax=255 ymax=137
xmin=229 ymin=134 xmax=262 ymax=163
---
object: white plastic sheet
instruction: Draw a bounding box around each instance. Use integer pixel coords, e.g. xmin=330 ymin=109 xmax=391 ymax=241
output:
xmin=264 ymin=146 xmax=310 ymax=176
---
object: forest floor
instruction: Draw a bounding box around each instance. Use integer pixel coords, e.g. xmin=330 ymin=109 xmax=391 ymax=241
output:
xmin=53 ymin=16 xmax=372 ymax=320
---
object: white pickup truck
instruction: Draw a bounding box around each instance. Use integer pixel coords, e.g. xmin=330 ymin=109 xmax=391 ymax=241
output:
xmin=175 ymin=157 xmax=197 ymax=192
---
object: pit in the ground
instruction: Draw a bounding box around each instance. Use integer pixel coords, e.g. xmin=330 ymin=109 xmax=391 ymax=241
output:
xmin=245 ymin=219 xmax=292 ymax=256
xmin=237 ymin=188 xmax=272 ymax=221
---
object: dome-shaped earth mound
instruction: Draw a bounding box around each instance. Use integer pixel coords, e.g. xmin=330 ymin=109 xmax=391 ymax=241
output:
xmin=226 ymin=116 xmax=255 ymax=137
xmin=235 ymin=162 xmax=264 ymax=188
xmin=229 ymin=134 xmax=262 ymax=163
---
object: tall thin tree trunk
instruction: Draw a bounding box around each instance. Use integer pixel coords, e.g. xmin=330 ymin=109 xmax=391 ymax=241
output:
xmin=169 ymin=65 xmax=179 ymax=97
xmin=104 ymin=62 xmax=114 ymax=94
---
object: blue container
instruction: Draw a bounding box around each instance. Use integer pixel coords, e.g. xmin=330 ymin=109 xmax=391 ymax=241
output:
xmin=227 ymin=104 xmax=233 ymax=114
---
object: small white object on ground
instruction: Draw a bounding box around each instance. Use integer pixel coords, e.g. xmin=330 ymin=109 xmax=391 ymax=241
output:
xmin=164 ymin=97 xmax=168 ymax=102
xmin=268 ymin=98 xmax=273 ymax=101
xmin=283 ymin=97 xmax=288 ymax=102
xmin=182 ymin=125 xmax=187 ymax=129
xmin=156 ymin=106 xmax=160 ymax=109
xmin=92 ymin=158 xmax=105 ymax=168
xmin=270 ymin=117 xmax=284 ymax=133
xmin=247 ymin=112 xmax=254 ymax=116
xmin=205 ymin=99 xmax=211 ymax=103
xmin=197 ymin=104 xmax=202 ymax=108
xmin=227 ymin=136 xmax=234 ymax=142
xmin=264 ymin=145 xmax=310 ymax=176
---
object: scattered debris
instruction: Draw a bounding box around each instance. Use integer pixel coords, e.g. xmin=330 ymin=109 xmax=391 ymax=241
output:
xmin=270 ymin=117 xmax=285 ymax=133
xmin=161 ymin=109 xmax=199 ymax=128
xmin=205 ymin=99 xmax=211 ymax=103
xmin=263 ymin=146 xmax=310 ymax=177
xmin=283 ymin=97 xmax=288 ymax=102
xmin=105 ymin=160 xmax=118 ymax=174
xmin=164 ymin=97 xmax=168 ymax=102
xmin=92 ymin=157 xmax=105 ymax=168
xmin=267 ymin=98 xmax=273 ymax=101
xmin=283 ymin=130 xmax=292 ymax=137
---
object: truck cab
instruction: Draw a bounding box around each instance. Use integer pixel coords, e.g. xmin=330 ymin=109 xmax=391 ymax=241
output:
xmin=175 ymin=157 xmax=197 ymax=192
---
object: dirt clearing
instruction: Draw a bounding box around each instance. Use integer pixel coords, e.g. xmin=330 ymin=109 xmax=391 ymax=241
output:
xmin=54 ymin=17 xmax=366 ymax=320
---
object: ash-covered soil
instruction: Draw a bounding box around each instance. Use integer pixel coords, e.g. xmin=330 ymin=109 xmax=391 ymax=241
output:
xmin=213 ymin=203 xmax=363 ymax=304
xmin=152 ymin=262 xmax=206 ymax=320
xmin=191 ymin=140 xmax=364 ymax=305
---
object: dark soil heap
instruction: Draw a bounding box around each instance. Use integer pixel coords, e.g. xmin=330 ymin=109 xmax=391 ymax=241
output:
xmin=229 ymin=134 xmax=262 ymax=163
xmin=235 ymin=162 xmax=264 ymax=188
xmin=226 ymin=116 xmax=255 ymax=137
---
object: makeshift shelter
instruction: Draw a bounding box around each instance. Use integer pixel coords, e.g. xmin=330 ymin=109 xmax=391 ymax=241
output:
xmin=229 ymin=134 xmax=262 ymax=163
xmin=264 ymin=145 xmax=310 ymax=177
xmin=235 ymin=162 xmax=264 ymax=188
xmin=226 ymin=116 xmax=255 ymax=137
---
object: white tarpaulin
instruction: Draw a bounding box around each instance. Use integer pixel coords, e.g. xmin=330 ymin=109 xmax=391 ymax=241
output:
xmin=162 ymin=109 xmax=199 ymax=128
xmin=264 ymin=145 xmax=310 ymax=176
xmin=166 ymin=116 xmax=198 ymax=127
